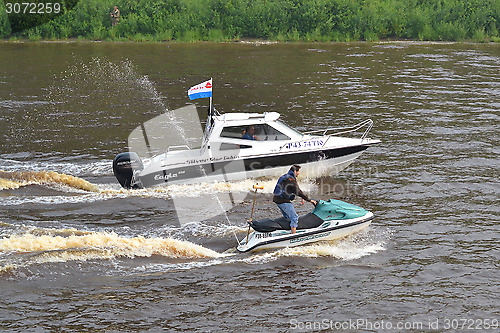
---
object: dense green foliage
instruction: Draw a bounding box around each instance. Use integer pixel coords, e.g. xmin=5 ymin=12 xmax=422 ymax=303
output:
xmin=1 ymin=0 xmax=499 ymax=41
xmin=2 ymin=1 xmax=79 ymax=35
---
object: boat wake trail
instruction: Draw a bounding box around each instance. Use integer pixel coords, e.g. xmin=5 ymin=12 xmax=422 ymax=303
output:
xmin=0 ymin=170 xmax=99 ymax=192
xmin=135 ymin=229 xmax=388 ymax=275
xmin=0 ymin=152 xmax=319 ymax=205
xmin=0 ymin=222 xmax=387 ymax=277
xmin=0 ymin=164 xmax=309 ymax=205
xmin=241 ymin=228 xmax=388 ymax=264
xmin=0 ymin=177 xmax=23 ymax=191
xmin=275 ymin=230 xmax=386 ymax=260
xmin=0 ymin=225 xmax=223 ymax=274
xmin=0 ymin=157 xmax=112 ymax=178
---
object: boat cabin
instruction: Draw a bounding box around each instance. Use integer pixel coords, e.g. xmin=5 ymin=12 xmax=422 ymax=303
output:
xmin=205 ymin=112 xmax=304 ymax=152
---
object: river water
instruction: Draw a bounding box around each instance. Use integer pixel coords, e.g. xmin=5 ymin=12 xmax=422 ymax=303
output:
xmin=0 ymin=41 xmax=499 ymax=332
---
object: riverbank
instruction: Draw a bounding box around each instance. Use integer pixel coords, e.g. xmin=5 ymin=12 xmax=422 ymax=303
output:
xmin=2 ymin=0 xmax=499 ymax=44
xmin=2 ymin=36 xmax=499 ymax=45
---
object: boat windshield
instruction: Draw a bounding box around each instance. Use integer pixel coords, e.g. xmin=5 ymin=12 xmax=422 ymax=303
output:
xmin=276 ymin=120 xmax=303 ymax=137
xmin=220 ymin=124 xmax=291 ymax=141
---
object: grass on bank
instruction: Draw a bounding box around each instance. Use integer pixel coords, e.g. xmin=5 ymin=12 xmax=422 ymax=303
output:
xmin=1 ymin=0 xmax=499 ymax=43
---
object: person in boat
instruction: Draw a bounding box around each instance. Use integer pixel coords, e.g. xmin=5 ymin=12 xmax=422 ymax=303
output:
xmin=273 ymin=165 xmax=317 ymax=234
xmin=242 ymin=125 xmax=257 ymax=140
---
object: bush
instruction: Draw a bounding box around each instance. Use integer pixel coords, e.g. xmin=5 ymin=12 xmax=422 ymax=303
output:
xmin=436 ymin=22 xmax=466 ymax=41
xmin=181 ymin=30 xmax=202 ymax=42
xmin=28 ymin=29 xmax=41 ymax=41
xmin=0 ymin=4 xmax=11 ymax=37
xmin=155 ymin=29 xmax=174 ymax=41
xmin=2 ymin=0 xmax=499 ymax=42
xmin=207 ymin=29 xmax=226 ymax=42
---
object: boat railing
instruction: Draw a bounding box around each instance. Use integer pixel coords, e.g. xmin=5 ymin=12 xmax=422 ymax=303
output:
xmin=303 ymin=119 xmax=374 ymax=142
xmin=167 ymin=145 xmax=191 ymax=153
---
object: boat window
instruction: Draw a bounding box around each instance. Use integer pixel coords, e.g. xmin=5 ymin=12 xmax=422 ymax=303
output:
xmin=220 ymin=143 xmax=252 ymax=150
xmin=220 ymin=126 xmax=247 ymax=139
xmin=220 ymin=124 xmax=290 ymax=141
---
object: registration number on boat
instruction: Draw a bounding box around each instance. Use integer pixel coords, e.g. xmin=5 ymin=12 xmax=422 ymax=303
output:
xmin=284 ymin=139 xmax=324 ymax=149
xmin=255 ymin=233 xmax=272 ymax=239
xmin=290 ymin=232 xmax=331 ymax=244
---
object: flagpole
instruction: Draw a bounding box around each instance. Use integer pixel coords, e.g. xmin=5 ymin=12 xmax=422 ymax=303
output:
xmin=208 ymin=78 xmax=213 ymax=132
xmin=209 ymin=77 xmax=213 ymax=116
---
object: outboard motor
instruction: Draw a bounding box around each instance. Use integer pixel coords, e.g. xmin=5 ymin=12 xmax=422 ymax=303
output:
xmin=112 ymin=152 xmax=144 ymax=189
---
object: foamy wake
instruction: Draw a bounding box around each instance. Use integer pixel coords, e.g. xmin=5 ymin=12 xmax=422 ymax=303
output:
xmin=94 ymin=178 xmax=282 ymax=198
xmin=0 ymin=177 xmax=24 ymax=190
xmin=241 ymin=229 xmax=387 ymax=264
xmin=0 ymin=158 xmax=112 ymax=177
xmin=0 ymin=228 xmax=223 ymax=272
xmin=0 ymin=159 xmax=320 ymax=205
xmin=274 ymin=238 xmax=385 ymax=260
xmin=0 ymin=223 xmax=387 ymax=275
xmin=0 ymin=169 xmax=315 ymax=206
xmin=0 ymin=170 xmax=99 ymax=192
xmin=133 ymin=229 xmax=388 ymax=274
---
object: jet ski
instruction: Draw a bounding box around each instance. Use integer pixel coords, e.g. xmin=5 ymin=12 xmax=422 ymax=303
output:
xmin=237 ymin=199 xmax=374 ymax=253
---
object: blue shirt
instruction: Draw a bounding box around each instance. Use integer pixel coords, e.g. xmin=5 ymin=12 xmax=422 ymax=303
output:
xmin=242 ymin=133 xmax=255 ymax=140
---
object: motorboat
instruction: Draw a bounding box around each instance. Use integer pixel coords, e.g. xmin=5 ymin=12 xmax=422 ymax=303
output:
xmin=112 ymin=110 xmax=380 ymax=188
xmin=237 ymin=199 xmax=373 ymax=252
xmin=112 ymin=83 xmax=380 ymax=189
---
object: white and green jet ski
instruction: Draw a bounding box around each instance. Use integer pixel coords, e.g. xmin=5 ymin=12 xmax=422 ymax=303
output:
xmin=237 ymin=199 xmax=373 ymax=253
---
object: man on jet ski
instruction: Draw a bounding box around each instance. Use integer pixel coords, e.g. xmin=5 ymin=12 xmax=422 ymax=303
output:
xmin=273 ymin=165 xmax=317 ymax=234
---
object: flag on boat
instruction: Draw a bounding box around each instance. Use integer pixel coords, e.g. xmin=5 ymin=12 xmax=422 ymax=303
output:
xmin=187 ymin=79 xmax=212 ymax=100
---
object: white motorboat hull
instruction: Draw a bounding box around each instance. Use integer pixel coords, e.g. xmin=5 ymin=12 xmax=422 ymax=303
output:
xmin=115 ymin=142 xmax=376 ymax=188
